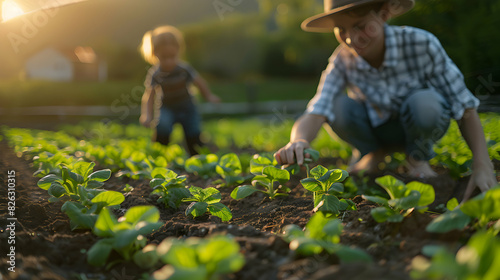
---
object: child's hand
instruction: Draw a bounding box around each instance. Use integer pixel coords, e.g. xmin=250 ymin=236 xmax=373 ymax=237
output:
xmin=462 ymin=159 xmax=498 ymax=202
xmin=140 ymin=115 xmax=153 ymax=128
xmin=206 ymin=94 xmax=221 ymax=104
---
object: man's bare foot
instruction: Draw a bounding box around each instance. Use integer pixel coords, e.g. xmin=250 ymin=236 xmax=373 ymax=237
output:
xmin=348 ymin=149 xmax=387 ymax=175
xmin=406 ymin=157 xmax=437 ymax=178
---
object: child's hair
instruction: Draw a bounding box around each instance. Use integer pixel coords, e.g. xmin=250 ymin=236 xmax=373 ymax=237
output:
xmin=140 ymin=25 xmax=185 ymax=65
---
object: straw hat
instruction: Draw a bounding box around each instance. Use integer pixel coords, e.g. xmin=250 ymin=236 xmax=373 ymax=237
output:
xmin=301 ymin=0 xmax=414 ymax=32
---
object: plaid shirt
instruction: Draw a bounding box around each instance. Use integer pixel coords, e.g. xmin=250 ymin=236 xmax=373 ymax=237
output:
xmin=306 ymin=24 xmax=479 ymax=127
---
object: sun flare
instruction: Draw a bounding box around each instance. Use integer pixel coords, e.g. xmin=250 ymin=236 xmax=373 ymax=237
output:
xmin=2 ymin=0 xmax=24 ymax=22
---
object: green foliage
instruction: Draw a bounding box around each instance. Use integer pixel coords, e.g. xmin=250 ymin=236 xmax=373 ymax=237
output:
xmin=215 ymin=153 xmax=246 ymax=187
xmin=363 ymin=175 xmax=435 ymax=223
xmin=300 ymin=165 xmax=355 ymax=216
xmin=231 ymin=165 xmax=291 ymax=201
xmin=87 ymin=206 xmax=162 ymax=267
xmin=411 ymin=231 xmax=500 ymax=280
xmin=185 ymin=154 xmax=219 ymax=179
xmin=37 ymin=161 xmax=112 ymax=203
xmin=183 ymin=187 xmax=232 ymax=222
xmin=61 ymin=191 xmax=125 ymax=230
xmin=426 ymin=186 xmax=500 ymax=233
xmin=153 ymin=235 xmax=245 ymax=280
xmin=282 ymin=212 xmax=372 ymax=263
xmin=149 ymin=168 xmax=191 ymax=209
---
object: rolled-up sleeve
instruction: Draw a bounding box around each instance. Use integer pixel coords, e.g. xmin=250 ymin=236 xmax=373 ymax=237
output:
xmin=306 ymin=51 xmax=346 ymax=124
xmin=425 ymin=35 xmax=479 ymax=120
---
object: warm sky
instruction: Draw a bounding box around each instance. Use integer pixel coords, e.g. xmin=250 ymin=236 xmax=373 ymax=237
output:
xmin=0 ymin=0 xmax=259 ymax=78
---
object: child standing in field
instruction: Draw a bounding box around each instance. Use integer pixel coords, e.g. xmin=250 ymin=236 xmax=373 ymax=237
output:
xmin=139 ymin=25 xmax=220 ymax=156
xmin=274 ymin=0 xmax=497 ymax=200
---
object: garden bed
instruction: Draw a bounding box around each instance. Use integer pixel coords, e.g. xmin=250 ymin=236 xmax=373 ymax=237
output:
xmin=1 ymin=137 xmax=491 ymax=280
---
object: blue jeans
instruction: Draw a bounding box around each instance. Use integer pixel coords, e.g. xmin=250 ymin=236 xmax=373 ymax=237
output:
xmin=330 ymin=89 xmax=451 ymax=161
xmin=154 ymin=99 xmax=202 ymax=155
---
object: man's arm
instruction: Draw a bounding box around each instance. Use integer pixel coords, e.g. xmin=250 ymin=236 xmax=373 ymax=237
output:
xmin=274 ymin=114 xmax=326 ymax=165
xmin=457 ymin=108 xmax=497 ymax=201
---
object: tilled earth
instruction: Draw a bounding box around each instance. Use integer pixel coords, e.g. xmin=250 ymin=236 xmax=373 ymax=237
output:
xmin=0 ymin=139 xmax=495 ymax=280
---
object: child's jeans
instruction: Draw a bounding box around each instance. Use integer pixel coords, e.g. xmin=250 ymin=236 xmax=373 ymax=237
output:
xmin=329 ymin=89 xmax=451 ymax=161
xmin=154 ymin=99 xmax=202 ymax=156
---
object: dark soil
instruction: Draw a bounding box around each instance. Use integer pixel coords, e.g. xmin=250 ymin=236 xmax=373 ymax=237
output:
xmin=0 ymin=139 xmax=497 ymax=280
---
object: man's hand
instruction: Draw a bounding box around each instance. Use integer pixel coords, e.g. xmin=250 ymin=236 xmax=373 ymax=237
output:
xmin=274 ymin=139 xmax=311 ymax=166
xmin=462 ymin=159 xmax=498 ymax=202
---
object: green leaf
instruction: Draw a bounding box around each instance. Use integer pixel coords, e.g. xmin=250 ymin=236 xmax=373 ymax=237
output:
xmin=88 ymin=169 xmax=112 ymax=182
xmin=322 ymin=219 xmax=343 ymax=237
xmin=328 ymin=182 xmax=344 ymax=193
xmin=289 ymin=237 xmax=323 ymax=255
xmin=371 ymin=207 xmax=401 ymax=223
xmin=282 ymin=224 xmax=305 ymax=241
xmin=150 ymin=178 xmax=166 ymax=188
xmin=300 ymin=178 xmax=322 ymax=192
xmin=406 ymin=181 xmax=435 ymax=207
xmin=38 ymin=174 xmax=61 ymax=190
xmin=61 ymin=201 xmax=97 ymax=230
xmin=389 ymin=190 xmax=421 ymax=210
xmin=91 ymin=191 xmax=125 ymax=206
xmin=306 ymin=211 xmax=334 ymax=240
xmin=216 ymin=153 xmax=242 ymax=177
xmin=208 ymin=203 xmax=233 ymax=222
xmin=133 ymin=246 xmax=159 ymax=269
xmin=86 ymin=180 xmax=105 ymax=189
xmin=304 ymin=148 xmax=320 ymax=161
xmin=87 ymin=238 xmax=114 ymax=266
xmin=317 ymin=194 xmax=341 ymax=215
xmin=230 ymin=185 xmax=260 ymax=200
xmin=186 ymin=202 xmax=208 ymax=217
xmin=426 ymin=209 xmax=472 ymax=233
xmin=263 ymin=166 xmax=290 ymax=184
xmin=152 ymin=265 xmax=207 ymax=280
xmin=310 ymin=165 xmax=328 ymax=179
xmin=123 ymin=206 xmax=160 ymax=225
xmin=362 ymin=195 xmax=389 ymax=206
xmin=446 ymin=197 xmax=459 ymax=211
xmin=249 ymin=153 xmax=275 ymax=175
xmin=334 ymin=246 xmax=372 ymax=263
xmin=94 ymin=208 xmax=118 ymax=237
xmin=328 ymin=169 xmax=349 ymax=183
xmin=375 ymin=175 xmax=406 ymax=200
xmin=157 ymin=239 xmax=198 ymax=268
xmin=201 ymin=187 xmax=221 ymax=204
xmin=48 ymin=182 xmax=67 ymax=198
xmin=151 ymin=167 xmax=175 ymax=179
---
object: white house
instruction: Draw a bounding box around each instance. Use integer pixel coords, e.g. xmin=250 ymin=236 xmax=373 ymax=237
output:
xmin=24 ymin=47 xmax=107 ymax=82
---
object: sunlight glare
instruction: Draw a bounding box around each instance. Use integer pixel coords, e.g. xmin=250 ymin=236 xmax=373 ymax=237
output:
xmin=2 ymin=0 xmax=24 ymax=22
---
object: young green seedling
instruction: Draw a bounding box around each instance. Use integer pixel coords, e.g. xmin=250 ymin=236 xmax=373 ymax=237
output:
xmin=183 ymin=187 xmax=232 ymax=222
xmin=411 ymin=231 xmax=500 ymax=280
xmin=149 ymin=168 xmax=191 ymax=209
xmin=300 ymin=165 xmax=355 ymax=216
xmin=37 ymin=161 xmax=112 ymax=203
xmin=426 ymin=186 xmax=500 ymax=233
xmin=184 ymin=154 xmax=219 ymax=179
xmin=215 ymin=153 xmax=247 ymax=187
xmin=61 ymin=190 xmax=125 ymax=230
xmin=231 ymin=165 xmax=291 ymax=200
xmin=153 ymin=235 xmax=245 ymax=280
xmin=362 ymin=175 xmax=435 ymax=223
xmin=282 ymin=212 xmax=372 ymax=263
xmin=87 ymin=206 xmax=163 ymax=267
